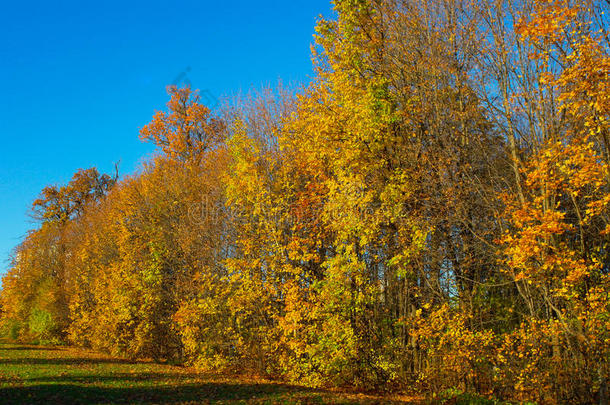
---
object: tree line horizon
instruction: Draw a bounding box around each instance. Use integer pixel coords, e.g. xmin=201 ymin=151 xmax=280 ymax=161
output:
xmin=2 ymin=0 xmax=609 ymax=403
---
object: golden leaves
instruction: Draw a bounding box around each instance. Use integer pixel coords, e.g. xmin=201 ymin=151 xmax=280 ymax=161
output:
xmin=139 ymin=86 xmax=224 ymax=163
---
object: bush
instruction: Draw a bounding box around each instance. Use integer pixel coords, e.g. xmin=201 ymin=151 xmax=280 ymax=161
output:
xmin=1 ymin=319 xmax=22 ymax=340
xmin=28 ymin=308 xmax=60 ymax=344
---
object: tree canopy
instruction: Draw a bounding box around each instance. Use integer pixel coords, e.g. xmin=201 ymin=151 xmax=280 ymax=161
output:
xmin=2 ymin=0 xmax=609 ymax=403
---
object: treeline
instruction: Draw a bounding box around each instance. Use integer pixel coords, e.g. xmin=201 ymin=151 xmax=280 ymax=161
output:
xmin=2 ymin=0 xmax=609 ymax=403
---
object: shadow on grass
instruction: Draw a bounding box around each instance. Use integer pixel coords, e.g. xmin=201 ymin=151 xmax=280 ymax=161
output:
xmin=0 ymin=382 xmax=335 ymax=404
xmin=0 ymin=357 xmax=138 ymax=366
xmin=0 ymin=344 xmax=409 ymax=404
xmin=0 ymin=345 xmax=63 ymax=351
xmin=21 ymin=372 xmax=196 ymax=384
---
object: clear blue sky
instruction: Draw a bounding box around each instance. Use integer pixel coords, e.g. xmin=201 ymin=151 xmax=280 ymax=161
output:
xmin=0 ymin=0 xmax=333 ymax=274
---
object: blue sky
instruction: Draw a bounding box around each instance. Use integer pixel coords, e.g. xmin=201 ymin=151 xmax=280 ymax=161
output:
xmin=0 ymin=0 xmax=333 ymax=274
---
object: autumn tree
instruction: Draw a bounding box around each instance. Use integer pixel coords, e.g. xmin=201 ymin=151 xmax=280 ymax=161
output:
xmin=140 ymin=86 xmax=225 ymax=164
xmin=1 ymin=167 xmax=115 ymax=343
xmin=1 ymin=1 xmax=608 ymax=402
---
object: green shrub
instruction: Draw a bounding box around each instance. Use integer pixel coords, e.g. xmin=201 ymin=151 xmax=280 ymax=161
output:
xmin=1 ymin=319 xmax=22 ymax=340
xmin=28 ymin=308 xmax=59 ymax=344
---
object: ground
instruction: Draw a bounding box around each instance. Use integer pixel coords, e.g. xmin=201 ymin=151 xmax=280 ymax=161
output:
xmin=0 ymin=342 xmax=417 ymax=404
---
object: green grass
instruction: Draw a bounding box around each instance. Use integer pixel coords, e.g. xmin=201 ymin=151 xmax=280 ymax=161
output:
xmin=0 ymin=342 xmax=416 ymax=404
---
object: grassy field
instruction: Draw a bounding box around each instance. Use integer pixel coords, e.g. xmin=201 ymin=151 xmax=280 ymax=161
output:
xmin=0 ymin=342 xmax=417 ymax=404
